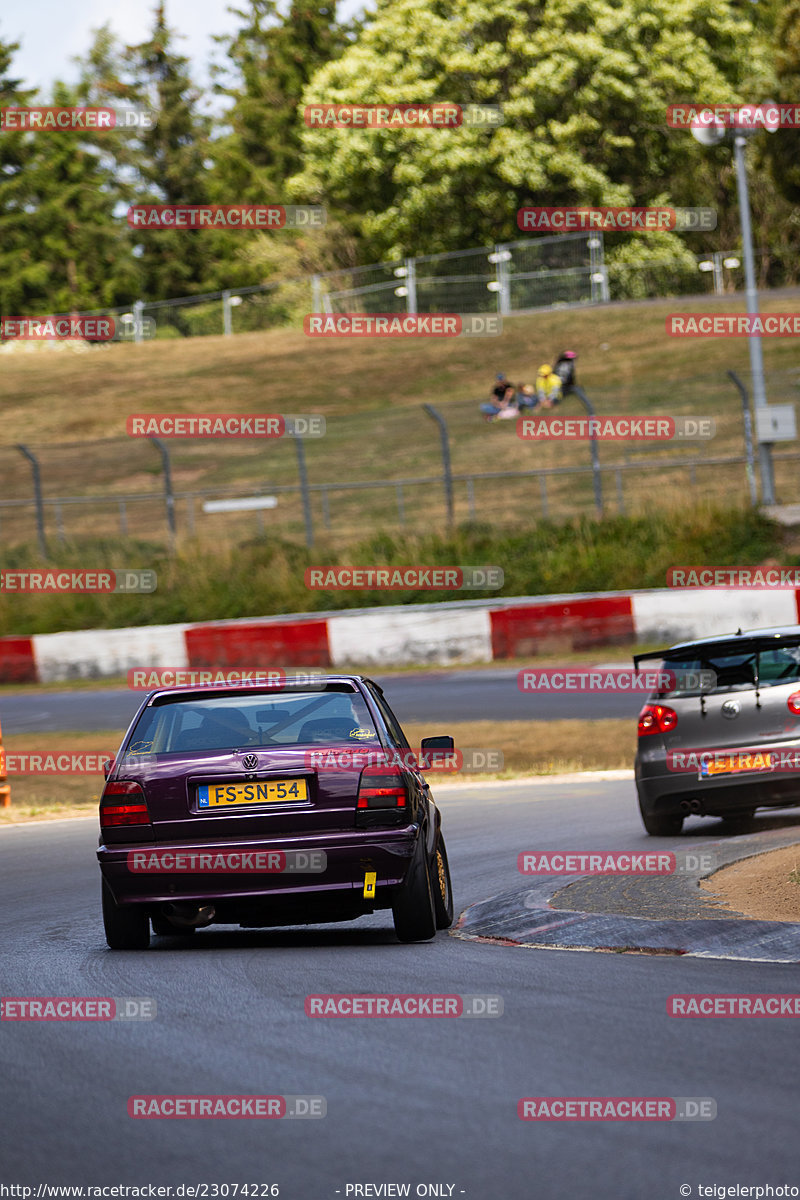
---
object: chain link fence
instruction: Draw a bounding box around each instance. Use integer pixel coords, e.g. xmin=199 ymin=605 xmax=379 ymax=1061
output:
xmin=10 ymin=232 xmax=798 ymax=348
xmin=3 ymin=368 xmax=799 ymax=552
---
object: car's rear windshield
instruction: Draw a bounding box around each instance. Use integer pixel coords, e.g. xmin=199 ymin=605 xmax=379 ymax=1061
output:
xmin=653 ymin=644 xmax=800 ymax=698
xmin=123 ymin=688 xmax=382 ymax=757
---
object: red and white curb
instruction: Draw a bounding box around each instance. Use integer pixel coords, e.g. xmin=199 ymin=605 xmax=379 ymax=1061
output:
xmin=2 ymin=588 xmax=798 ymax=683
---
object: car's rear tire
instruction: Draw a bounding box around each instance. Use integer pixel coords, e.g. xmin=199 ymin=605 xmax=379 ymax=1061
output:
xmin=102 ymin=880 xmax=150 ymax=949
xmin=392 ymin=834 xmax=436 ymax=943
xmin=151 ymin=914 xmax=196 ymax=937
xmin=432 ymin=835 xmax=454 ymax=930
xmin=638 ymin=797 xmax=684 ymax=837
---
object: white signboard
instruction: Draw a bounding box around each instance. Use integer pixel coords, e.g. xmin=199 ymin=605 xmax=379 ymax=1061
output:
xmin=202 ymin=497 xmax=278 ymax=513
xmin=755 ymin=404 xmax=796 ymax=443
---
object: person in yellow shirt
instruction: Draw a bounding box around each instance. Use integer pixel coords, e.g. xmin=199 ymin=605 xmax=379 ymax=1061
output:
xmin=535 ymin=363 xmax=563 ymax=409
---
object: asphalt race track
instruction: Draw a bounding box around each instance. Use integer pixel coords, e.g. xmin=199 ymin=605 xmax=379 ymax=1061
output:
xmin=0 ymin=667 xmax=644 ymax=734
xmin=3 ymin=777 xmax=800 ymax=1196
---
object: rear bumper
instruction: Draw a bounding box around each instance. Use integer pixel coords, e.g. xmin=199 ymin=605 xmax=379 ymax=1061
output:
xmin=97 ymin=825 xmax=419 ymax=907
xmin=635 ymin=751 xmax=800 ymax=816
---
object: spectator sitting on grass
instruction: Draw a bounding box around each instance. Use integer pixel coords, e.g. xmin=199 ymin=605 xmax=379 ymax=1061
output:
xmin=516 ymin=382 xmax=538 ymax=411
xmin=535 ymin=363 xmax=563 ymax=409
xmin=479 ymin=372 xmax=518 ymax=422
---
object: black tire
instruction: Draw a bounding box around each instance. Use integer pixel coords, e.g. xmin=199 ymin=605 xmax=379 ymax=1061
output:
xmin=151 ymin=914 xmax=196 ymax=937
xmin=392 ymin=833 xmax=437 ymax=943
xmin=638 ymin=797 xmax=684 ymax=837
xmin=432 ymin=835 xmax=454 ymax=930
xmin=102 ymin=879 xmax=150 ymax=950
xmin=721 ymin=809 xmax=756 ymax=833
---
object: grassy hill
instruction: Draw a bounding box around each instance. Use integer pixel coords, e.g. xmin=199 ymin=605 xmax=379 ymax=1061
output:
xmin=1 ymin=288 xmax=800 ymax=633
xmin=0 ymin=288 xmax=799 ymax=550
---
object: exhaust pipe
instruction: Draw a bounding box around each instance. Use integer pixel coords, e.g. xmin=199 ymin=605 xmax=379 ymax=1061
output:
xmin=679 ymin=798 xmax=704 ymax=815
xmin=163 ymin=902 xmax=216 ymax=928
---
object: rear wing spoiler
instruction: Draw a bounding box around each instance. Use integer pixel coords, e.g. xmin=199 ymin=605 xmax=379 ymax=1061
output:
xmin=633 ymin=632 xmax=800 ymax=669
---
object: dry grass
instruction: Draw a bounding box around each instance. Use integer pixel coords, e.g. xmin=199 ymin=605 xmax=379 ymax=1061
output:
xmin=0 ymin=719 xmax=635 ymax=822
xmin=2 ymin=292 xmax=800 ymax=546
xmin=0 ymin=729 xmax=121 ymax=823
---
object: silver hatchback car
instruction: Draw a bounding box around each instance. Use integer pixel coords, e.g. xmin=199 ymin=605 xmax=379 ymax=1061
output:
xmin=634 ymin=625 xmax=800 ymax=836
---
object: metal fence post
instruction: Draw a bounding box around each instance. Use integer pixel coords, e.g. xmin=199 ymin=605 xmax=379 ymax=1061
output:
xmin=312 ymin=275 xmax=322 ymax=314
xmin=728 ymin=369 xmax=758 ymax=507
xmin=149 ymin=438 xmax=176 ymax=546
xmin=496 ymin=245 xmax=511 ymax=315
xmin=293 ymin=435 xmax=314 ymax=547
xmin=564 ymin=386 xmax=603 ymax=516
xmin=222 ymin=290 xmax=232 ymax=336
xmin=15 ymin=444 xmax=47 ymax=558
xmin=405 ymin=258 xmax=417 ymax=314
xmin=133 ymin=300 xmax=144 ymax=345
xmin=422 ymin=404 xmax=454 ymax=526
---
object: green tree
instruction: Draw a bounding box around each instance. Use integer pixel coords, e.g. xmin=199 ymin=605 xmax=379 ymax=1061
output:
xmin=212 ymin=0 xmax=349 ymax=201
xmin=290 ymin=0 xmax=772 ymax=265
xmin=123 ymin=4 xmax=218 ymax=299
xmin=0 ymin=34 xmax=43 ymax=313
xmin=764 ymin=0 xmax=800 ymax=204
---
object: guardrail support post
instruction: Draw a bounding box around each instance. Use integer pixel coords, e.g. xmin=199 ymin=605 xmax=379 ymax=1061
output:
xmin=422 ymin=404 xmax=454 ymax=526
xmin=15 ymin=444 xmax=47 ymax=559
xmin=149 ymin=437 xmax=176 ymax=548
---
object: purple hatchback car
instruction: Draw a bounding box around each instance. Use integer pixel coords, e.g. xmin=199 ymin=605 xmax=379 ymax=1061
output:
xmin=97 ymin=675 xmax=454 ymax=949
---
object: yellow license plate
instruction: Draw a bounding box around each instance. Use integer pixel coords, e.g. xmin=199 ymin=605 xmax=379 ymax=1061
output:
xmin=702 ymin=752 xmax=774 ymax=777
xmin=197 ymin=779 xmax=308 ymax=808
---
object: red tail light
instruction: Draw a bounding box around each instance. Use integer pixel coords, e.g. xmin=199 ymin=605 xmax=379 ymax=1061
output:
xmin=100 ymin=781 xmax=150 ymax=827
xmin=357 ymin=766 xmax=408 ymax=809
xmin=788 ymin=692 xmax=800 ymax=715
xmin=638 ymin=704 xmax=678 ymax=737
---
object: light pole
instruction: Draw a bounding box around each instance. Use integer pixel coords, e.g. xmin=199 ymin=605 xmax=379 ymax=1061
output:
xmin=690 ymin=104 xmax=778 ymax=504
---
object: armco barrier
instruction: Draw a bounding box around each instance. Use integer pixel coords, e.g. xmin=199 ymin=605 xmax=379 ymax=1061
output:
xmin=0 ymin=636 xmax=37 ymax=684
xmin=490 ymin=596 xmax=634 ymax=657
xmin=3 ymin=587 xmax=800 ymax=682
xmin=185 ymin=617 xmax=331 ymax=670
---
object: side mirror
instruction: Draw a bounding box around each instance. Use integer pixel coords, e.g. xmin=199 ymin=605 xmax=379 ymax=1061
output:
xmin=419 ymin=735 xmax=456 ymax=770
xmin=421 ymin=735 xmax=455 ymax=751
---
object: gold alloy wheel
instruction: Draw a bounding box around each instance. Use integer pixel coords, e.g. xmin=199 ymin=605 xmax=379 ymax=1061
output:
xmin=437 ymin=849 xmax=447 ymax=899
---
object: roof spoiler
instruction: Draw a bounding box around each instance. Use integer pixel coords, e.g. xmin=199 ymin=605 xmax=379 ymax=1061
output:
xmin=633 ymin=631 xmax=800 ymax=669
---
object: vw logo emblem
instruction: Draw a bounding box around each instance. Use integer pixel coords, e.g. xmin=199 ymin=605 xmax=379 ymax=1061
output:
xmin=241 ymin=753 xmax=259 ymax=770
xmin=721 ymin=700 xmax=740 ymax=719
